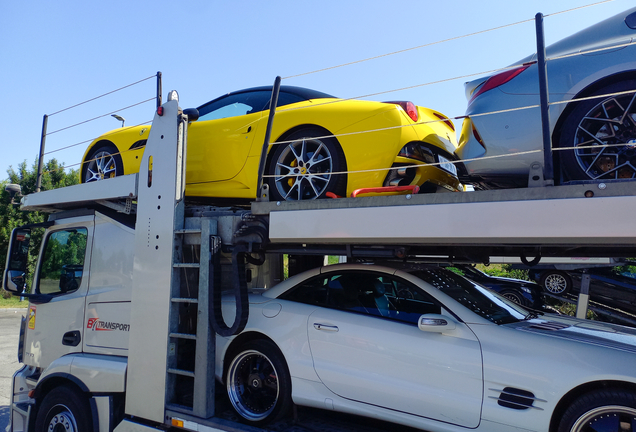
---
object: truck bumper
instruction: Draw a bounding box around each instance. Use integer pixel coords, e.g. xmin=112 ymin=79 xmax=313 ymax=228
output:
xmin=7 ymin=365 xmax=38 ymax=432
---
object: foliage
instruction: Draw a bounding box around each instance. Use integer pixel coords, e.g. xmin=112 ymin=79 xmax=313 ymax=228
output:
xmin=479 ymin=264 xmax=530 ymax=281
xmin=0 ymin=293 xmax=27 ymax=308
xmin=0 ymin=159 xmax=79 ymax=301
xmin=546 ymin=298 xmax=597 ymax=320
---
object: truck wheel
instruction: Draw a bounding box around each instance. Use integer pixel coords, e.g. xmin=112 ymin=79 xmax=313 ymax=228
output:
xmin=558 ymin=388 xmax=636 ymax=432
xmin=226 ymin=339 xmax=292 ymax=426
xmin=82 ymin=143 xmax=123 ymax=183
xmin=540 ymin=271 xmax=572 ymax=295
xmin=268 ymin=127 xmax=346 ymax=201
xmin=34 ymin=385 xmax=92 ymax=432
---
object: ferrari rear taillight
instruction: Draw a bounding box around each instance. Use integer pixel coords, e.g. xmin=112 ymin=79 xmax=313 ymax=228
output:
xmin=469 ymin=64 xmax=532 ymax=103
xmin=403 ymin=101 xmax=418 ymax=122
xmin=386 ymin=101 xmax=419 ymax=122
xmin=433 ymin=112 xmax=455 ymax=131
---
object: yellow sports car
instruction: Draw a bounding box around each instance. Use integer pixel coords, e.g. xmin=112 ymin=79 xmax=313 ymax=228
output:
xmin=81 ymin=86 xmax=461 ymax=201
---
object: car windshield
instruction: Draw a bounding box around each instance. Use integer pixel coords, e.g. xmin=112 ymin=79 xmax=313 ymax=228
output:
xmin=409 ymin=268 xmax=528 ymax=325
xmin=456 ymin=265 xmax=484 ymax=278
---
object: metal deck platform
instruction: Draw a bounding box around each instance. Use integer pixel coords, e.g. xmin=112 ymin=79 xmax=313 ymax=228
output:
xmin=17 ymin=174 xmax=636 ymax=258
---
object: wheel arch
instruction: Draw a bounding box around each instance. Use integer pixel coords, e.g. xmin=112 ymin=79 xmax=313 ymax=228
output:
xmin=551 ymin=70 xmax=636 ymax=175
xmin=222 ymin=331 xmax=281 ymax=383
xmin=32 ymin=376 xmax=99 ymax=432
xmin=266 ymin=124 xmax=348 ymax=175
xmin=265 ymin=124 xmax=348 ymax=199
xmin=81 ymin=139 xmax=117 ymax=182
xmin=34 ymin=373 xmax=90 ymax=400
xmin=549 ymin=380 xmax=636 ymax=432
xmin=498 ymin=289 xmax=527 ymax=305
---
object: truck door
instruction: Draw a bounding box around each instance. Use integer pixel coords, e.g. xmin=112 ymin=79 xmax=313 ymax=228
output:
xmin=23 ymin=215 xmax=93 ymax=369
xmin=83 ymin=212 xmax=134 ymax=355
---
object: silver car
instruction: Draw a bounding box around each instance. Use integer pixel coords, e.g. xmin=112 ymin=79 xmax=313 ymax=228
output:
xmin=456 ymin=7 xmax=636 ymax=189
xmin=217 ymin=263 xmax=636 ymax=432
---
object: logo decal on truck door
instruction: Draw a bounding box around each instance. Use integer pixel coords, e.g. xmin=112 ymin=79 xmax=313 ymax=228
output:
xmin=87 ymin=317 xmax=130 ymax=332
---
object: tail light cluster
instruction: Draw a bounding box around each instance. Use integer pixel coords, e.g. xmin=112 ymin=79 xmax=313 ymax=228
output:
xmin=385 ymin=101 xmax=419 ymax=122
xmin=432 ymin=112 xmax=455 ymax=131
xmin=469 ymin=63 xmax=532 ymax=103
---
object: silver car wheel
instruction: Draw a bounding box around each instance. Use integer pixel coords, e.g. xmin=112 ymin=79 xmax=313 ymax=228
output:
xmin=227 ymin=349 xmax=280 ymax=422
xmin=83 ymin=144 xmax=123 ymax=183
xmin=501 ymin=291 xmax=525 ymax=306
xmin=572 ymin=91 xmax=636 ymax=180
xmin=273 ymin=138 xmax=334 ymax=200
xmin=543 ymin=273 xmax=569 ymax=295
xmin=569 ymin=405 xmax=636 ymax=432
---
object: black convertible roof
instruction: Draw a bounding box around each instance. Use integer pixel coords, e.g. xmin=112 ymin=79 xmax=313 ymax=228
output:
xmin=196 ymin=85 xmax=335 ymax=109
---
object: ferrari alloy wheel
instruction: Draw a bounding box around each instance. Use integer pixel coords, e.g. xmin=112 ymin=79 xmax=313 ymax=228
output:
xmin=226 ymin=340 xmax=292 ymax=426
xmin=34 ymin=386 xmax=92 ymax=432
xmin=540 ymin=271 xmax=572 ymax=295
xmin=268 ymin=128 xmax=346 ymax=201
xmin=559 ymin=389 xmax=636 ymax=432
xmin=559 ymin=80 xmax=636 ymax=182
xmin=83 ymin=144 xmax=123 ymax=183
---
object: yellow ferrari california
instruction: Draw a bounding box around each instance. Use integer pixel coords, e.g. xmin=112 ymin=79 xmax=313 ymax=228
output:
xmin=81 ymin=85 xmax=461 ymax=201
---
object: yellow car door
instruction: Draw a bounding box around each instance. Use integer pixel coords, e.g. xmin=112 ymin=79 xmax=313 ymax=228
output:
xmin=186 ymin=90 xmax=271 ymax=185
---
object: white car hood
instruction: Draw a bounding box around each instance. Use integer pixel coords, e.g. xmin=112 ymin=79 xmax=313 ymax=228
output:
xmin=511 ymin=314 xmax=636 ymax=353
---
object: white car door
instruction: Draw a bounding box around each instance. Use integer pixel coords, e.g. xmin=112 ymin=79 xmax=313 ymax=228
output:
xmin=304 ymin=271 xmax=483 ymax=428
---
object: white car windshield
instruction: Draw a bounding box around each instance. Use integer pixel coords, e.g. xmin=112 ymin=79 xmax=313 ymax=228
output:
xmin=409 ymin=268 xmax=529 ymax=324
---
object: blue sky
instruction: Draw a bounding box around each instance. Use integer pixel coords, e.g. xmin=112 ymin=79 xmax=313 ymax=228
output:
xmin=0 ymin=0 xmax=632 ymax=180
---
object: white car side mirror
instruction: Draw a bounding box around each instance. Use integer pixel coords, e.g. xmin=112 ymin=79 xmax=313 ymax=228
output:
xmin=418 ymin=314 xmax=457 ymax=333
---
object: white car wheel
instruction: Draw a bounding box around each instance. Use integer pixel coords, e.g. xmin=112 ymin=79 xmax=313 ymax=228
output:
xmin=559 ymin=389 xmax=636 ymax=432
xmin=226 ymin=340 xmax=292 ymax=425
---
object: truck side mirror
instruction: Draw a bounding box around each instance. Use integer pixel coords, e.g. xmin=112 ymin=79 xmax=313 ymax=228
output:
xmin=3 ymin=228 xmax=31 ymax=293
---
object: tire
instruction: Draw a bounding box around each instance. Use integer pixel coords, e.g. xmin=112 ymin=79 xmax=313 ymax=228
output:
xmin=500 ymin=290 xmax=526 ymax=306
xmin=558 ymin=80 xmax=636 ymax=182
xmin=34 ymin=385 xmax=92 ymax=432
xmin=540 ymin=271 xmax=572 ymax=295
xmin=225 ymin=339 xmax=292 ymax=426
xmin=558 ymin=388 xmax=636 ymax=432
xmin=82 ymin=143 xmax=124 ymax=183
xmin=268 ymin=127 xmax=346 ymax=201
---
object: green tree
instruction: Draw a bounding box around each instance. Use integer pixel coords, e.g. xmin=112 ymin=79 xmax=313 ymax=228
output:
xmin=1 ymin=159 xmax=79 ymax=294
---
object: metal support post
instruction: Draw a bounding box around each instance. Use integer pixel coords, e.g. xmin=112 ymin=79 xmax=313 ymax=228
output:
xmin=36 ymin=115 xmax=48 ymax=193
xmin=156 ymin=71 xmax=163 ymax=108
xmin=535 ymin=13 xmax=554 ymax=186
xmin=576 ymin=271 xmax=591 ymax=319
xmin=256 ymin=76 xmax=282 ymax=201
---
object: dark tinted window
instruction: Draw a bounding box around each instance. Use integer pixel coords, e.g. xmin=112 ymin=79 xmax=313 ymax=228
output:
xmin=280 ymin=271 xmax=441 ymax=325
xmin=275 ymin=91 xmax=306 ymax=107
